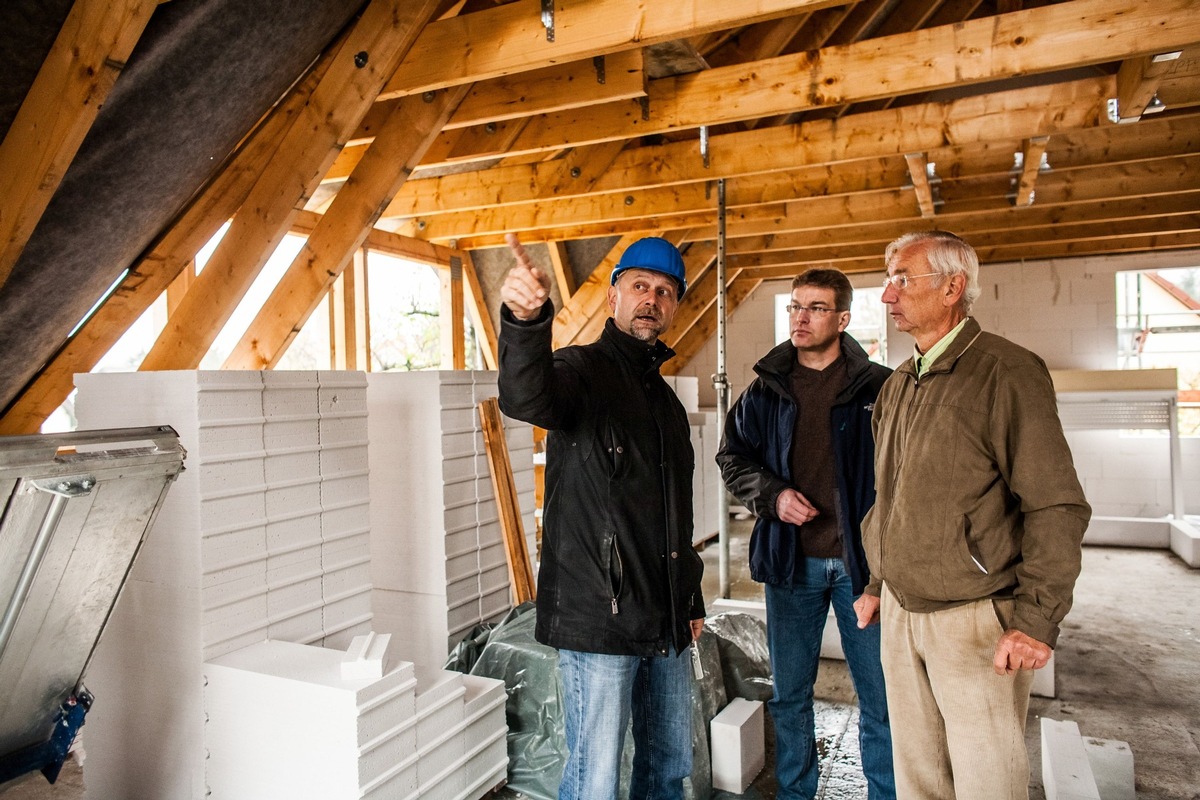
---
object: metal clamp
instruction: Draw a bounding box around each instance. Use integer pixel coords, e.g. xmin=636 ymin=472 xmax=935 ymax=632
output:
xmin=541 ymin=0 xmax=554 ymax=42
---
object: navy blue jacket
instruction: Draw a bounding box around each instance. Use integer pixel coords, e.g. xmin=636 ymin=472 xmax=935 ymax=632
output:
xmin=716 ymin=334 xmax=890 ymax=593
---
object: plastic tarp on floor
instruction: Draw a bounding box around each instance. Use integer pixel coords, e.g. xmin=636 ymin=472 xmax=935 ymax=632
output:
xmin=446 ymin=604 xmax=774 ymax=800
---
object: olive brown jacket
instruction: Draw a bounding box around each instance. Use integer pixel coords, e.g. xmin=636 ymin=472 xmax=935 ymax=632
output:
xmin=861 ymin=318 xmax=1091 ymax=647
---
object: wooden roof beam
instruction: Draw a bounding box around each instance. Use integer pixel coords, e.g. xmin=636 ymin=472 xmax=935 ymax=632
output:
xmin=1115 ymin=50 xmax=1186 ymax=121
xmin=727 ymin=213 xmax=1200 ymax=272
xmin=0 ymin=0 xmax=155 ymax=290
xmin=481 ymin=151 xmax=1200 ymax=249
xmin=377 ymin=0 xmax=848 ymax=98
xmin=387 ymin=76 xmax=1118 ymax=225
xmin=905 ymin=153 xmax=939 ymax=218
xmin=406 ymin=0 xmax=1200 ymax=169
xmin=547 ymin=241 xmax=577 ymax=302
xmin=661 ymin=275 xmax=763 ymax=374
xmin=290 ymin=211 xmax=458 ymax=266
xmin=224 ymin=85 xmax=468 ymax=370
xmin=0 ymin=43 xmax=330 ymax=434
xmin=1013 ymin=136 xmax=1050 ymax=207
xmin=462 ymin=251 xmax=498 ymax=369
xmin=728 ymin=192 xmax=1200 ymax=256
xmin=140 ymin=0 xmax=442 ymax=372
xmin=327 ymin=51 xmax=646 ymax=182
xmin=739 ymin=230 xmax=1200 ymax=279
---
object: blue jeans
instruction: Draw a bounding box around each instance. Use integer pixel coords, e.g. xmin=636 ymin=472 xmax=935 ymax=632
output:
xmin=557 ymin=647 xmax=693 ymax=800
xmin=765 ymin=558 xmax=895 ymax=800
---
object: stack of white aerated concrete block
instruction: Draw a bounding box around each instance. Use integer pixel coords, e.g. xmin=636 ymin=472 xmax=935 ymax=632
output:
xmin=689 ymin=410 xmax=721 ymax=545
xmin=367 ymin=371 xmax=535 ymax=668
xmin=75 ymin=370 xmax=374 ymax=799
xmin=203 ymin=638 xmax=507 ymax=800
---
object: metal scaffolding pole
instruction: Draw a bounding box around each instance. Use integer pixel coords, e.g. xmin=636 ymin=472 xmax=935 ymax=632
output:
xmin=714 ymin=179 xmax=731 ymax=598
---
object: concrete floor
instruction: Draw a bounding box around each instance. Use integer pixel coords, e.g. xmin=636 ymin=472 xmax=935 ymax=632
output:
xmin=700 ymin=517 xmax=1200 ymax=800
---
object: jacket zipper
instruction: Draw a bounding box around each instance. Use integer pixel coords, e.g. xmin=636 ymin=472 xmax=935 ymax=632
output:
xmin=611 ymin=539 xmax=623 ymax=614
xmin=880 ymin=372 xmax=921 ymax=602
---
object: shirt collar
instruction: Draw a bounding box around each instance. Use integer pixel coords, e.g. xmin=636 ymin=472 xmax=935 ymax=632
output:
xmin=913 ymin=317 xmax=969 ymax=378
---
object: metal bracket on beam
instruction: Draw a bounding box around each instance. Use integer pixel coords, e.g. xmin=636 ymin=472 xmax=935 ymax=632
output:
xmin=593 ymin=55 xmax=606 ymax=85
xmin=541 ymin=0 xmax=554 ymax=42
xmin=638 ymin=96 xmax=650 ymax=121
xmin=700 ymin=126 xmax=710 ymax=169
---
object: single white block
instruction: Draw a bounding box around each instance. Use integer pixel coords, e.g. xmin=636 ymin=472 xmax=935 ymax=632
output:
xmin=710 ymin=697 xmax=765 ymax=793
xmin=1041 ymin=717 xmax=1101 ymax=800
xmin=343 ymin=632 xmax=391 ymax=680
xmin=1032 ymin=651 xmax=1055 ymax=698
xmin=1083 ymin=737 xmax=1135 ymax=800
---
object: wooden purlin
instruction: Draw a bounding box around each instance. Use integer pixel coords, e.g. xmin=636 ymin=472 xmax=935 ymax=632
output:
xmin=478 ymin=397 xmax=536 ymax=605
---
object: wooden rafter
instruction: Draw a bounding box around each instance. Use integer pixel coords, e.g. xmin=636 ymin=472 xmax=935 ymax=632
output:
xmin=462 ymin=251 xmax=498 ymax=370
xmin=386 ymin=77 xmax=1118 ymax=234
xmin=290 ymin=211 xmax=456 ymax=266
xmin=223 ymin=84 xmax=468 ymax=370
xmin=662 ymin=274 xmax=763 ymax=374
xmin=1013 ymin=136 xmax=1051 ymax=207
xmin=141 ymin=0 xmax=443 ymax=372
xmin=402 ymin=0 xmax=1199 ymax=170
xmin=1115 ymin=52 xmax=1184 ymax=121
xmin=377 ymin=0 xmax=847 ymax=98
xmin=441 ymin=255 xmax=466 ymax=369
xmin=329 ymin=249 xmax=370 ymax=370
xmin=0 ymin=35 xmax=333 ymax=434
xmin=0 ymin=0 xmax=156 ymax=290
xmin=905 ymin=153 xmax=938 ymax=218
xmin=546 ymin=242 xmax=577 ymax=302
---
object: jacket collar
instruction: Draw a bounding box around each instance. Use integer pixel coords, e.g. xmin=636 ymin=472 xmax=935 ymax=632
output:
xmin=601 ymin=317 xmax=675 ymax=374
xmin=753 ymin=333 xmax=876 ymax=400
xmin=896 ymin=317 xmax=984 ymax=378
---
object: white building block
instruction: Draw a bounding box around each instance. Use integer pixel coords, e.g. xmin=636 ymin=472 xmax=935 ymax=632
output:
xmin=1083 ymin=737 xmax=1135 ymax=800
xmin=343 ymin=632 xmax=392 ymax=680
xmin=204 ymin=639 xmax=417 ymax=800
xmin=1041 ymin=717 xmax=1101 ymax=800
xmin=710 ymin=697 xmax=765 ymax=793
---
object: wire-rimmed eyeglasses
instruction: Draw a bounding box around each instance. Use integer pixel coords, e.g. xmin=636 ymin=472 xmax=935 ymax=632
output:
xmin=882 ymin=272 xmax=941 ymax=290
xmin=784 ymin=304 xmax=843 ymax=316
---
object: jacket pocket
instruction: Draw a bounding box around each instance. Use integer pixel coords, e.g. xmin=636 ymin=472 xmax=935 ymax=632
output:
xmin=959 ymin=514 xmax=989 ymax=575
xmin=604 ymin=532 xmax=624 ymax=614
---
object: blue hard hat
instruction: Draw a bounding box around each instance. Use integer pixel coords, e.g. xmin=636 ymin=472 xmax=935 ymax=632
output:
xmin=610 ymin=237 xmax=687 ymax=300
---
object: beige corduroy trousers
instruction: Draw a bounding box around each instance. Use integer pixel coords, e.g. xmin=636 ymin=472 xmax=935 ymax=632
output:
xmin=880 ymin=587 xmax=1035 ymax=800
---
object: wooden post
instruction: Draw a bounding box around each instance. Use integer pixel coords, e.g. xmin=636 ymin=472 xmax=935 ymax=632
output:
xmin=440 ymin=256 xmax=466 ymax=369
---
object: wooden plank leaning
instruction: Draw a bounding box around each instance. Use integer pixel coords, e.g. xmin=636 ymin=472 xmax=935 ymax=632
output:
xmin=478 ymin=397 xmax=536 ymax=605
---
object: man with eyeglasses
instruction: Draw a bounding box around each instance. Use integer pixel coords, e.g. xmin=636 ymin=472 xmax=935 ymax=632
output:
xmin=855 ymin=230 xmax=1091 ymax=799
xmin=717 ymin=269 xmax=895 ymax=799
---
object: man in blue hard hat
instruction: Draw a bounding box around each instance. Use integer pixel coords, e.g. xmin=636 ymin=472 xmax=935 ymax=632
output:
xmin=497 ymin=233 xmax=705 ymax=800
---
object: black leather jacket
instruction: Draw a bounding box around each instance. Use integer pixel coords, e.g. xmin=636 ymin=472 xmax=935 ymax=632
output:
xmin=498 ymin=302 xmax=705 ymax=657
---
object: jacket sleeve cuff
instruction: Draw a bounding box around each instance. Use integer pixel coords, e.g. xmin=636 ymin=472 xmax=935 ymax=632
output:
xmin=500 ymin=299 xmax=553 ymax=328
xmin=864 ymin=578 xmax=882 ymax=597
xmin=1011 ymin=601 xmax=1060 ymax=648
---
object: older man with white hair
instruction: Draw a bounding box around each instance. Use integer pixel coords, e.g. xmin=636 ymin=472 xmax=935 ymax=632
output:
xmin=854 ymin=230 xmax=1091 ymax=800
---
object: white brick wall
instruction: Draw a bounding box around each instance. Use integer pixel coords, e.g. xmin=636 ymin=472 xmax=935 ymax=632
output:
xmin=674 ymin=248 xmax=1200 ymax=516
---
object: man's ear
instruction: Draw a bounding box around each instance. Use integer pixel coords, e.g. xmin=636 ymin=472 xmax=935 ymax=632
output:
xmin=838 ymin=311 xmax=851 ymax=334
xmin=607 ymin=284 xmax=617 ymax=312
xmin=942 ymin=273 xmax=966 ymax=308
